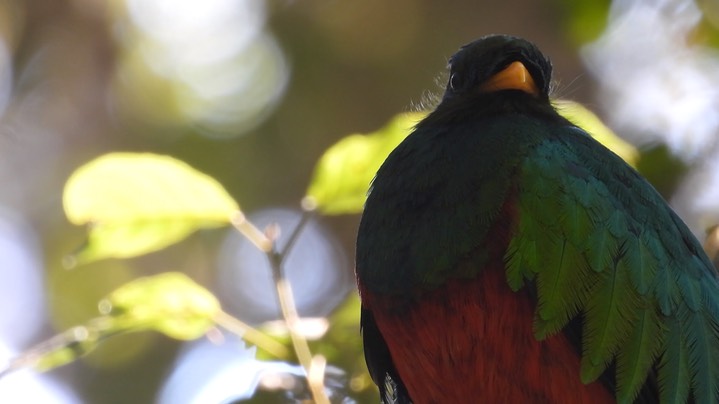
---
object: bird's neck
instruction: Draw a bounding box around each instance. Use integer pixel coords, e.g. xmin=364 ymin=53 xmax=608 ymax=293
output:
xmin=425 ymin=91 xmax=566 ymax=127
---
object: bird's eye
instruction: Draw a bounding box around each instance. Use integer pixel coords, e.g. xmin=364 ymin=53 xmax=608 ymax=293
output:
xmin=449 ymin=73 xmax=460 ymax=91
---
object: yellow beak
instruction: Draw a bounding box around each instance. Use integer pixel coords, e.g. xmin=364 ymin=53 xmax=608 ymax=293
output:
xmin=479 ymin=61 xmax=540 ymax=97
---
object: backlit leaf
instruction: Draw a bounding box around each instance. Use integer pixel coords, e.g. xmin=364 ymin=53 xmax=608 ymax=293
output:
xmin=306 ymin=102 xmax=635 ymax=216
xmin=101 ymin=272 xmax=221 ymax=340
xmin=1 ymin=273 xmax=221 ymax=377
xmin=63 ymin=152 xmax=239 ymax=263
xmin=305 ymin=112 xmax=425 ymax=215
xmin=554 ymin=99 xmax=639 ymax=166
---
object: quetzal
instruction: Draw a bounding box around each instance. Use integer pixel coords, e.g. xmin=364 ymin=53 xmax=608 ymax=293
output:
xmin=355 ymin=35 xmax=719 ymax=403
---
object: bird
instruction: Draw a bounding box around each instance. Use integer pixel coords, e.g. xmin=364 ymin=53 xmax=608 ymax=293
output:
xmin=355 ymin=34 xmax=719 ymax=403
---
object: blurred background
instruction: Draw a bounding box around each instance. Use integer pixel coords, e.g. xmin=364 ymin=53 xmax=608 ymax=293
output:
xmin=1 ymin=0 xmax=719 ymax=402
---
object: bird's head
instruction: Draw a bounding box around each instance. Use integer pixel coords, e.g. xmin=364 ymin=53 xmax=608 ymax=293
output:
xmin=442 ymin=35 xmax=552 ymax=103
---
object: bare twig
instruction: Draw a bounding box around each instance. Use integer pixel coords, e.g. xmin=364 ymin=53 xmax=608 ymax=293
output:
xmin=279 ymin=209 xmax=315 ymax=258
xmin=235 ymin=208 xmax=329 ymax=403
xmin=308 ymin=355 xmax=328 ymax=402
xmin=214 ymin=310 xmax=290 ymax=358
xmin=231 ymin=211 xmax=273 ymax=252
xmin=265 ymin=210 xmax=329 ymax=404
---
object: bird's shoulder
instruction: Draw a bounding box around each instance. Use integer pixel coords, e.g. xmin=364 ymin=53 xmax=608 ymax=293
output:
xmin=507 ymin=121 xmax=719 ymax=403
xmin=357 ymin=111 xmax=570 ymax=297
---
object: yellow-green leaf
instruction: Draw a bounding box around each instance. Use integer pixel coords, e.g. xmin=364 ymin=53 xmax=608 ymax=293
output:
xmin=554 ymin=99 xmax=639 ymax=166
xmin=306 ymin=102 xmax=634 ymax=216
xmin=1 ymin=326 xmax=102 ymax=376
xmin=63 ymin=152 xmax=239 ymax=263
xmin=1 ymin=273 xmax=221 ymax=376
xmin=101 ymin=272 xmax=220 ymax=340
xmin=305 ymin=112 xmax=426 ymax=215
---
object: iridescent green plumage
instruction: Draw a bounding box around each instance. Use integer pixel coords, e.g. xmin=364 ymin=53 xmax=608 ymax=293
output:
xmin=505 ymin=122 xmax=719 ymax=402
xmin=356 ymin=35 xmax=719 ymax=403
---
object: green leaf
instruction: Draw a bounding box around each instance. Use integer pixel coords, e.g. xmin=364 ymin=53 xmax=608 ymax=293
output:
xmin=305 ymin=112 xmax=426 ymax=215
xmin=556 ymin=0 xmax=611 ymax=44
xmin=306 ymin=102 xmax=633 ymax=216
xmin=554 ymin=99 xmax=639 ymax=167
xmin=101 ymin=272 xmax=221 ymax=340
xmin=1 ymin=326 xmax=103 ymax=377
xmin=63 ymin=152 xmax=239 ymax=263
xmin=1 ymin=273 xmax=221 ymax=377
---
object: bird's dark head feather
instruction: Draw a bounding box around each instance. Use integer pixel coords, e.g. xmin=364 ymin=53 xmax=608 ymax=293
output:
xmin=443 ymin=34 xmax=552 ymax=102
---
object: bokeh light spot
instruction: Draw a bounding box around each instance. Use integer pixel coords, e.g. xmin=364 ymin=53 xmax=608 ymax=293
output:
xmin=583 ymin=0 xmax=719 ymax=160
xmin=158 ymin=336 xmax=269 ymax=403
xmin=0 ymin=39 xmax=12 ymax=121
xmin=217 ymin=208 xmax=351 ymax=324
xmin=0 ymin=343 xmax=81 ymax=404
xmin=0 ymin=208 xmax=45 ymax=350
xmin=111 ymin=0 xmax=289 ymax=138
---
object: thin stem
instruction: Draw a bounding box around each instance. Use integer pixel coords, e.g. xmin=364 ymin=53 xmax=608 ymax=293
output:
xmin=308 ymin=355 xmax=328 ymax=402
xmin=265 ymin=213 xmax=329 ymax=404
xmin=271 ymin=270 xmax=329 ymax=404
xmin=231 ymin=211 xmax=273 ymax=252
xmin=279 ymin=209 xmax=314 ymax=258
xmin=233 ymin=209 xmax=329 ymax=403
xmin=214 ymin=310 xmax=290 ymax=358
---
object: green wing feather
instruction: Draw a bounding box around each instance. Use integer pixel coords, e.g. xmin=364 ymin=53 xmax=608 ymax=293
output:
xmin=659 ymin=316 xmax=691 ymax=403
xmin=616 ymin=307 xmax=663 ymax=403
xmin=506 ymin=127 xmax=719 ymax=403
